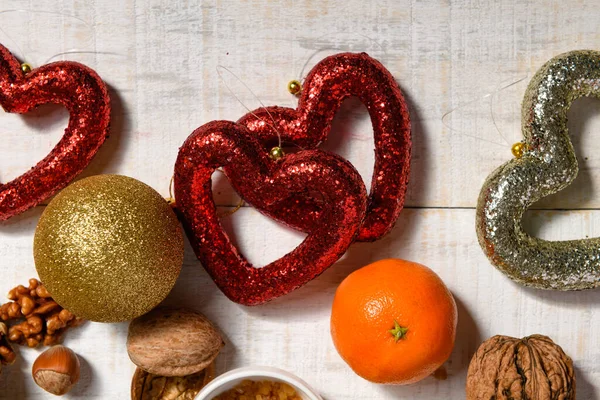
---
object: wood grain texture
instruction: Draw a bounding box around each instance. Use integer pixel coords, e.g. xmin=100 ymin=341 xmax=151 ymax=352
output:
xmin=0 ymin=0 xmax=599 ymax=399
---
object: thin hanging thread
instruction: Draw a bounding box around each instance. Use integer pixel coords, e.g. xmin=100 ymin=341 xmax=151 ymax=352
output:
xmin=0 ymin=10 xmax=128 ymax=66
xmin=297 ymin=32 xmax=386 ymax=81
xmin=0 ymin=9 xmax=93 ymax=65
xmin=441 ymin=75 xmax=528 ymax=147
xmin=490 ymin=76 xmax=528 ymax=145
xmin=216 ymin=65 xmax=283 ymax=148
xmin=45 ymin=50 xmax=128 ymax=64
xmin=167 ymin=175 xmax=175 ymax=205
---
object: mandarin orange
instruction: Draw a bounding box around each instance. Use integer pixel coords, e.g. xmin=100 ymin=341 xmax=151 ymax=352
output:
xmin=330 ymin=258 xmax=457 ymax=384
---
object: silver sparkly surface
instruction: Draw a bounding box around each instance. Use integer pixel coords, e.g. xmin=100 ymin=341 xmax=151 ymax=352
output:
xmin=476 ymin=50 xmax=600 ymax=290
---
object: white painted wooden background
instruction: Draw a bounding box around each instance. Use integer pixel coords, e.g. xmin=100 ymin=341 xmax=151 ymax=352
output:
xmin=0 ymin=0 xmax=599 ymax=398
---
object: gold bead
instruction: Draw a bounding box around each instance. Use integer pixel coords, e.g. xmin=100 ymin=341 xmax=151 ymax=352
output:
xmin=269 ymin=147 xmax=285 ymax=160
xmin=511 ymin=142 xmax=528 ymax=158
xmin=21 ymin=63 xmax=32 ymax=74
xmin=165 ymin=197 xmax=177 ymax=208
xmin=287 ymin=80 xmax=302 ymax=95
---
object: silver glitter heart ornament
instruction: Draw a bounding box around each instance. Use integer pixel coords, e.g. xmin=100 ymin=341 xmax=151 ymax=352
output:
xmin=476 ymin=50 xmax=600 ymax=290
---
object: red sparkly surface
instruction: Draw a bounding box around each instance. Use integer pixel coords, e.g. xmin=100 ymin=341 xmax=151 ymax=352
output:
xmin=174 ymin=120 xmax=367 ymax=306
xmin=0 ymin=44 xmax=111 ymax=220
xmin=237 ymin=52 xmax=411 ymax=242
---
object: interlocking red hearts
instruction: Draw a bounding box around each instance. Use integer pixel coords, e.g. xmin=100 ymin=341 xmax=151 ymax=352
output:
xmin=236 ymin=52 xmax=411 ymax=242
xmin=174 ymin=120 xmax=367 ymax=306
xmin=0 ymin=44 xmax=110 ymax=220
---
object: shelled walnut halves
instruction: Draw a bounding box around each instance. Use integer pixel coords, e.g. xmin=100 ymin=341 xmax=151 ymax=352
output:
xmin=131 ymin=363 xmax=214 ymax=400
xmin=0 ymin=279 xmax=84 ymax=348
xmin=0 ymin=322 xmax=16 ymax=371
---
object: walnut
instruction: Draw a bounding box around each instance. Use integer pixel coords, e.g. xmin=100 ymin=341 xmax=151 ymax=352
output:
xmin=127 ymin=308 xmax=224 ymax=377
xmin=131 ymin=363 xmax=214 ymax=400
xmin=466 ymin=335 xmax=576 ymax=400
xmin=0 ymin=322 xmax=16 ymax=368
xmin=0 ymin=279 xmax=84 ymax=348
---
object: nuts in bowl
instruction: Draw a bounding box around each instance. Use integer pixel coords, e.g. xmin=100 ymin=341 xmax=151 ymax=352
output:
xmin=196 ymin=367 xmax=322 ymax=400
xmin=212 ymin=379 xmax=301 ymax=400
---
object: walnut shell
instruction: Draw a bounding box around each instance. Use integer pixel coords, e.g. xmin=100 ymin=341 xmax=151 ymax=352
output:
xmin=127 ymin=308 xmax=224 ymax=377
xmin=466 ymin=334 xmax=576 ymax=400
xmin=131 ymin=363 xmax=214 ymax=400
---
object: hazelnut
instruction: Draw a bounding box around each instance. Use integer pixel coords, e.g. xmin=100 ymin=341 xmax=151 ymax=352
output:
xmin=32 ymin=345 xmax=80 ymax=396
xmin=127 ymin=308 xmax=224 ymax=377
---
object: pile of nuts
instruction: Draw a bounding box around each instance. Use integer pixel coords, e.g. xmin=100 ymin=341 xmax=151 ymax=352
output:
xmin=127 ymin=307 xmax=225 ymax=399
xmin=0 ymin=278 xmax=84 ymax=395
xmin=0 ymin=279 xmax=83 ymax=348
xmin=0 ymin=280 xmax=227 ymax=398
xmin=1 ymin=281 xmax=225 ymax=398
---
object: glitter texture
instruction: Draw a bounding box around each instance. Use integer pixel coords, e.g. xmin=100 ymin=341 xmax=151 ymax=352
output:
xmin=174 ymin=121 xmax=367 ymax=306
xmin=476 ymin=50 xmax=600 ymax=290
xmin=34 ymin=175 xmax=184 ymax=322
xmin=0 ymin=43 xmax=111 ymax=220
xmin=237 ymin=52 xmax=411 ymax=242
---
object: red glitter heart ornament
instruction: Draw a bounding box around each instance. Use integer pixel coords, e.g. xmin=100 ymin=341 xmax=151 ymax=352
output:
xmin=0 ymin=44 xmax=111 ymax=220
xmin=236 ymin=52 xmax=411 ymax=241
xmin=174 ymin=120 xmax=367 ymax=305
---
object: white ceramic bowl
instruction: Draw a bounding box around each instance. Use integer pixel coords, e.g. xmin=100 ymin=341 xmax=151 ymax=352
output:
xmin=196 ymin=366 xmax=323 ymax=400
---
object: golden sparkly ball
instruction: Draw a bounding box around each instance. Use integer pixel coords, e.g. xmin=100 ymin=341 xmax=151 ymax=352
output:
xmin=34 ymin=175 xmax=184 ymax=323
xmin=269 ymin=146 xmax=285 ymax=160
xmin=511 ymin=142 xmax=528 ymax=158
xmin=287 ymin=79 xmax=302 ymax=95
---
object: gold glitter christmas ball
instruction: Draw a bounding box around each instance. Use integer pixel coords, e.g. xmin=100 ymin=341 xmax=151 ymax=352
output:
xmin=34 ymin=175 xmax=184 ymax=322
